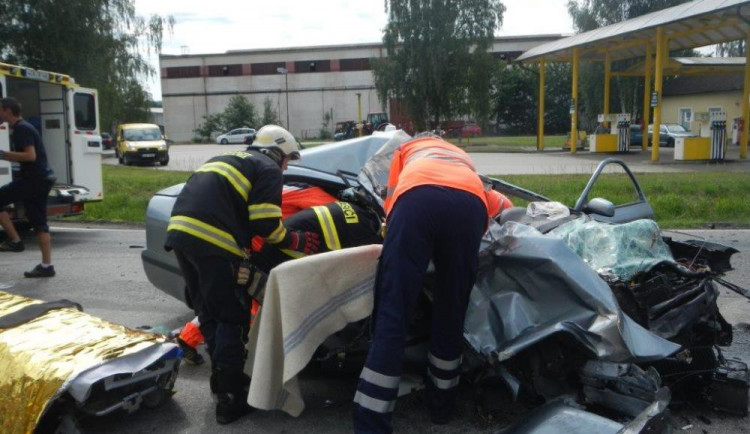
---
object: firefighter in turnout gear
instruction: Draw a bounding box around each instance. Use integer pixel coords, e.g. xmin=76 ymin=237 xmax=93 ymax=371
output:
xmin=165 ymin=125 xmax=320 ymax=425
xmin=353 ymin=137 xmax=492 ymax=433
xmin=252 ymin=199 xmax=383 ymax=273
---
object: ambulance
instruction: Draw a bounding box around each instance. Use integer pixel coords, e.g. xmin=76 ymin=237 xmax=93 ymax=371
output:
xmin=0 ymin=62 xmax=103 ymax=221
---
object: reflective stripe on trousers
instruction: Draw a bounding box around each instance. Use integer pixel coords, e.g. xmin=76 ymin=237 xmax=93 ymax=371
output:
xmin=311 ymin=205 xmax=341 ymax=250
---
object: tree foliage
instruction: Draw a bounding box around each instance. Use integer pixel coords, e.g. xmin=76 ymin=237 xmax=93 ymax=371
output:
xmin=566 ymin=0 xmax=692 ymax=129
xmin=372 ymin=0 xmax=505 ymax=131
xmin=491 ymin=62 xmax=571 ymax=135
xmin=261 ymin=97 xmax=280 ymax=126
xmin=194 ymin=95 xmax=259 ymax=142
xmin=0 ymin=0 xmax=172 ymax=132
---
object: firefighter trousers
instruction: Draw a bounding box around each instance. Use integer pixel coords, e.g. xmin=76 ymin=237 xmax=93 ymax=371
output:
xmin=353 ymin=186 xmax=486 ymax=434
xmin=174 ymin=251 xmax=250 ymax=372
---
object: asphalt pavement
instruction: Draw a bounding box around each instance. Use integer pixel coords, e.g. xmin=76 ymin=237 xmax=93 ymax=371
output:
xmin=1 ymin=223 xmax=748 ymax=433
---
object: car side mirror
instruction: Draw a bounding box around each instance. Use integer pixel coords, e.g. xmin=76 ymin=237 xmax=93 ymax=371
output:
xmin=583 ymin=197 xmax=615 ymax=217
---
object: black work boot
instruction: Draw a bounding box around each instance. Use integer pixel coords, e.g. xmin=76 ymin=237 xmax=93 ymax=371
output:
xmin=214 ymin=367 xmax=253 ymax=425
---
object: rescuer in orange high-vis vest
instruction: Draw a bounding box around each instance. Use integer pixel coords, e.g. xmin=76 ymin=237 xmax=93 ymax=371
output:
xmin=354 ymin=136 xmax=491 ymax=433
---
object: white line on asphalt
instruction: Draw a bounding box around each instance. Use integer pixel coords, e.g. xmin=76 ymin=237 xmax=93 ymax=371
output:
xmin=50 ymin=226 xmax=143 ymax=233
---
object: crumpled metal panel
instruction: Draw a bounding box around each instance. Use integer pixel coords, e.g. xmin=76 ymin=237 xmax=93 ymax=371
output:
xmin=0 ymin=291 xmax=165 ymax=434
xmin=464 ymin=222 xmax=680 ymax=364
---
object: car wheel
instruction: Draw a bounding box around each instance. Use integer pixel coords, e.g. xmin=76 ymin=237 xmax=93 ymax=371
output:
xmin=116 ymin=148 xmax=123 ymax=164
xmin=667 ymin=138 xmax=674 ymax=148
xmin=220 ymin=139 xmax=228 ymax=144
xmin=123 ymin=154 xmax=132 ymax=166
xmin=159 ymin=157 xmax=169 ymax=166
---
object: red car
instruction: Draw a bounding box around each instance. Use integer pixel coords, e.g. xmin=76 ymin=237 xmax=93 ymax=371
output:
xmin=448 ymin=123 xmax=482 ymax=138
xmin=460 ymin=123 xmax=482 ymax=137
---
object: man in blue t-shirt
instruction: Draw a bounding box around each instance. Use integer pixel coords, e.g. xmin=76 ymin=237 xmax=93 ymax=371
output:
xmin=0 ymin=97 xmax=57 ymax=277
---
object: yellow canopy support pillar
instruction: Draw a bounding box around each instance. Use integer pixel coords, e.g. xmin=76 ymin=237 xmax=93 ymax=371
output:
xmin=642 ymin=43 xmax=652 ymax=152
xmin=742 ymin=32 xmax=750 ymax=159
xmin=538 ymin=57 xmax=546 ymax=151
xmin=652 ymin=27 xmax=666 ymax=162
xmin=571 ymin=47 xmax=580 ymax=154
xmin=603 ymin=52 xmax=611 ymax=129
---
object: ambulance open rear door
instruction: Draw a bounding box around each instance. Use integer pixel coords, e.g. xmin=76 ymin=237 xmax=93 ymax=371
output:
xmin=66 ymin=87 xmax=103 ymax=201
xmin=0 ymin=75 xmax=11 ymax=188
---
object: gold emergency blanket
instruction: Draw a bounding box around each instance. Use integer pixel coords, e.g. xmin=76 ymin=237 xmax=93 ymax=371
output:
xmin=0 ymin=291 xmax=165 ymax=434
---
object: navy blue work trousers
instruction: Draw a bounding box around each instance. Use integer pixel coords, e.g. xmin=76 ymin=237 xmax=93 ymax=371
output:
xmin=353 ymin=185 xmax=486 ymax=434
xmin=174 ymin=251 xmax=250 ymax=371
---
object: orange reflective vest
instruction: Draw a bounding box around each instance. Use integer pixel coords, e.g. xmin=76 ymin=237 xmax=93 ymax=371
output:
xmin=384 ymin=138 xmax=488 ymax=215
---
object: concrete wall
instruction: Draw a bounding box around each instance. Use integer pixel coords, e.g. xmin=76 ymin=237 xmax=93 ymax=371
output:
xmin=160 ymin=36 xmax=563 ymax=142
xmin=662 ymin=91 xmax=741 ymax=134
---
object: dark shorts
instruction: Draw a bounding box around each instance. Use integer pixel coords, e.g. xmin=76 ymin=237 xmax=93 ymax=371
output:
xmin=0 ymin=178 xmax=55 ymax=232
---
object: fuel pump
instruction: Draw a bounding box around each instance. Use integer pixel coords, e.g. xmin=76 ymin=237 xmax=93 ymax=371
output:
xmin=675 ymin=111 xmax=726 ymax=161
xmin=589 ymin=113 xmax=630 ymax=153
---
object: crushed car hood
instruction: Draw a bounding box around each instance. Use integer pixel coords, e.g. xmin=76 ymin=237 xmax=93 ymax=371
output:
xmin=464 ymin=222 xmax=681 ymax=364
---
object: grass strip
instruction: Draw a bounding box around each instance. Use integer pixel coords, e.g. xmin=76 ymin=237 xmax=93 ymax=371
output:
xmin=449 ymin=135 xmax=567 ymax=152
xmin=69 ymin=165 xmax=191 ymax=223
xmin=496 ymin=171 xmax=750 ymax=229
xmin=69 ymin=166 xmax=750 ymax=229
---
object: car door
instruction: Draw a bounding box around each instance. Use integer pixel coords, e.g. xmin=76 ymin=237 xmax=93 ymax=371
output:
xmin=0 ymin=75 xmax=10 ymax=187
xmin=573 ymin=158 xmax=654 ymax=224
xmin=659 ymin=125 xmax=668 ymax=146
xmin=231 ymin=129 xmax=244 ymax=143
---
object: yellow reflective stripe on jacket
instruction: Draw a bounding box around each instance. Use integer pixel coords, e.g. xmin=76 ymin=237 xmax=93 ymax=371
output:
xmin=265 ymin=221 xmax=288 ymax=244
xmin=312 ymin=205 xmax=341 ymax=250
xmin=248 ymin=203 xmax=282 ymax=221
xmin=168 ymin=215 xmax=243 ymax=257
xmin=196 ymin=161 xmax=252 ymax=201
xmin=280 ymin=249 xmax=306 ymax=259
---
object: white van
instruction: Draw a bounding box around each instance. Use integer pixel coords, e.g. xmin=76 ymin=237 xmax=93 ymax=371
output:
xmin=0 ymin=62 xmax=103 ymax=221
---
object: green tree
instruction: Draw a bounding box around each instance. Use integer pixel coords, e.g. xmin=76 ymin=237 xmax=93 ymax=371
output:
xmin=261 ymin=97 xmax=280 ymax=126
xmin=491 ymin=62 xmax=571 ymax=135
xmin=372 ymin=0 xmax=505 ymax=131
xmin=194 ymin=113 xmax=225 ymax=142
xmin=222 ymin=95 xmax=258 ymax=130
xmin=0 ymin=1 xmax=173 ymax=132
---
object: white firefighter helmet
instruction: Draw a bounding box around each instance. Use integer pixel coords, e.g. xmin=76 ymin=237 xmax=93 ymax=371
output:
xmin=253 ymin=125 xmax=301 ymax=160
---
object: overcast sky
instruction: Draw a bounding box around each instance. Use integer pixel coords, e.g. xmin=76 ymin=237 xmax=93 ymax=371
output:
xmin=135 ymin=0 xmax=575 ymax=98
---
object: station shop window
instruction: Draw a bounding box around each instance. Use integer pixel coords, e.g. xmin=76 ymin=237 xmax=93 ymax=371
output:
xmin=208 ymin=64 xmax=243 ymax=76
xmin=166 ymin=66 xmax=202 ymax=78
xmin=294 ymin=60 xmax=331 ymax=73
xmin=339 ymin=58 xmax=371 ymax=71
xmin=251 ymin=62 xmax=286 ymax=75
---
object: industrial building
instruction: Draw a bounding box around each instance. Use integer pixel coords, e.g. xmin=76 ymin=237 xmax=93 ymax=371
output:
xmin=159 ymin=35 xmax=563 ymax=142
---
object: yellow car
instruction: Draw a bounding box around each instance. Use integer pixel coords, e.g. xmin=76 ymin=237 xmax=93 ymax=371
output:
xmin=116 ymin=123 xmax=169 ymax=166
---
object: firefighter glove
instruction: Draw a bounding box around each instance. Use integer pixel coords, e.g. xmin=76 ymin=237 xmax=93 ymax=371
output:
xmin=289 ymin=231 xmax=320 ymax=255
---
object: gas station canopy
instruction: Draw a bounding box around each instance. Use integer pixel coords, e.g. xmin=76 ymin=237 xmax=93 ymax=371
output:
xmin=518 ymin=0 xmax=750 ymax=63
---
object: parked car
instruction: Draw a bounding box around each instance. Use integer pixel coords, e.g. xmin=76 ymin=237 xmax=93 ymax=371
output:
xmin=448 ymin=122 xmax=482 ymax=138
xmin=101 ymin=132 xmax=114 ymax=150
xmin=630 ymin=124 xmax=643 ymax=147
xmin=216 ymin=127 xmax=256 ymax=144
xmin=141 ymin=131 xmax=748 ymax=432
xmin=648 ymin=123 xmax=697 ymax=147
xmin=115 ymin=123 xmax=169 ymax=166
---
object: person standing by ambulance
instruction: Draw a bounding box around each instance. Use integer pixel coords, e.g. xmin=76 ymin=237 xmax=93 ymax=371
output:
xmin=353 ymin=136 xmax=491 ymax=433
xmin=0 ymin=97 xmax=56 ymax=278
xmin=165 ymin=125 xmax=320 ymax=425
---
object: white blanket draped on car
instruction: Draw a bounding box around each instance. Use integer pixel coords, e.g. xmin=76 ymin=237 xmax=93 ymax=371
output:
xmin=245 ymin=244 xmax=381 ymax=416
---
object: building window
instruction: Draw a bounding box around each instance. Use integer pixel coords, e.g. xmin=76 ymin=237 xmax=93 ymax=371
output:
xmin=294 ymin=60 xmax=331 ymax=73
xmin=166 ymin=66 xmax=202 ymax=78
xmin=208 ymin=64 xmax=243 ymax=76
xmin=251 ymin=62 xmax=286 ymax=75
xmin=339 ymin=58 xmax=371 ymax=71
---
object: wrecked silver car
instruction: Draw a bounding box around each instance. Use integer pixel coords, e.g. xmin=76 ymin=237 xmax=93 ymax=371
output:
xmin=141 ymin=130 xmax=748 ymax=432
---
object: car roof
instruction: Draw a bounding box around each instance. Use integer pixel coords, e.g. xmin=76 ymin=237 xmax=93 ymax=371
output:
xmin=120 ymin=123 xmax=160 ymax=130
